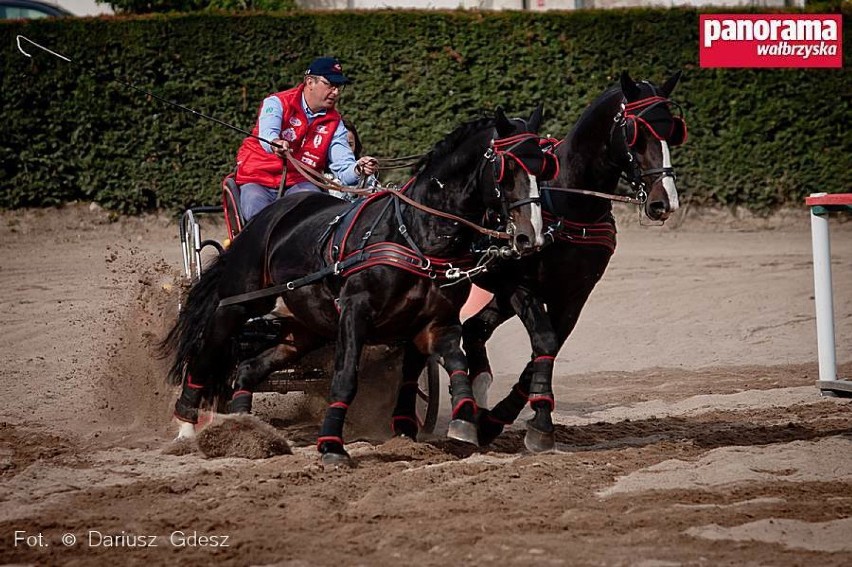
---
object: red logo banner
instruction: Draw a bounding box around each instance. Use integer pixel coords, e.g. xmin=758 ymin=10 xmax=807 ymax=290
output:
xmin=700 ymin=14 xmax=842 ymax=68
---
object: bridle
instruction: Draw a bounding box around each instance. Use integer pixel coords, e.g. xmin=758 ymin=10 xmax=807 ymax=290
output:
xmin=477 ymin=131 xmax=558 ymax=235
xmin=610 ymin=93 xmax=686 ymax=204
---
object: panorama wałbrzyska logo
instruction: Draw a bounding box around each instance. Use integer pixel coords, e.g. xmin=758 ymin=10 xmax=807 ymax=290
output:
xmin=700 ymin=14 xmax=842 ymax=68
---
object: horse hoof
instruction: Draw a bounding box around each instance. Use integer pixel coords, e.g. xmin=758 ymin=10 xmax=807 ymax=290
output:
xmin=447 ymin=419 xmax=479 ymax=446
xmin=175 ymin=421 xmax=197 ymax=441
xmin=524 ymin=423 xmax=555 ymax=453
xmin=321 ymin=451 xmax=353 ymax=470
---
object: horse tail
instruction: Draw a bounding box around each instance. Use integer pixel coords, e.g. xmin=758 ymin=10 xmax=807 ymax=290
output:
xmin=160 ymin=256 xmax=227 ymax=386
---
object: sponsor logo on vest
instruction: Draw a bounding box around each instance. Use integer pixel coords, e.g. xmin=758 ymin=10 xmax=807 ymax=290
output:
xmin=302 ymin=156 xmax=317 ymax=167
xmin=700 ymin=14 xmax=841 ymax=68
xmin=289 ymin=117 xmax=302 ymax=127
xmin=313 ymin=134 xmax=324 ymax=148
xmin=282 ymin=128 xmax=297 ymax=142
xmin=316 ymin=125 xmax=328 ymax=134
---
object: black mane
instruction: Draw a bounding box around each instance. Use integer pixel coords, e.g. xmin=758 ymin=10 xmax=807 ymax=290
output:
xmin=414 ymin=116 xmax=495 ymax=176
xmin=567 ymin=86 xmax=622 ymax=148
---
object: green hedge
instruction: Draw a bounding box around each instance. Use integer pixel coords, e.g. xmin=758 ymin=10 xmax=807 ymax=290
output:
xmin=1 ymin=9 xmax=849 ymax=214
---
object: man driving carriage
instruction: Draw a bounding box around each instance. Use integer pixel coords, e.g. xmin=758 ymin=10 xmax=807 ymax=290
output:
xmin=235 ymin=56 xmax=379 ymax=220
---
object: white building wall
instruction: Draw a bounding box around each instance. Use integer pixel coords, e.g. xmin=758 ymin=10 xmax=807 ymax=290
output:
xmin=53 ymin=0 xmax=113 ymax=15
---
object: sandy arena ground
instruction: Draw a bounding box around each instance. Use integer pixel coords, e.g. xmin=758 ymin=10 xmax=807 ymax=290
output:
xmin=1 ymin=202 xmax=851 ymax=566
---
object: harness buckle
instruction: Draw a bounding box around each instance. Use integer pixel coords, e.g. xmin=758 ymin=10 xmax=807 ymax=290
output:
xmin=286 ymin=281 xmax=296 ymax=291
xmin=483 ymin=147 xmax=496 ymax=161
xmin=333 ymin=261 xmax=342 ymax=275
xmin=446 ymin=267 xmax=462 ymax=279
xmin=361 ymin=230 xmax=372 ymax=241
xmin=398 ymin=225 xmax=408 ymax=236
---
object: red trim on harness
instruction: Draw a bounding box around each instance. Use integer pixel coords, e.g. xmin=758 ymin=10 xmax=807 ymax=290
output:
xmin=334 ymin=191 xmax=388 ymax=262
xmin=317 ymin=435 xmax=344 ymax=449
xmin=329 ymin=402 xmax=349 ymax=410
xmin=542 ymin=211 xmax=617 ymax=255
xmin=450 ymin=370 xmax=468 ymax=378
xmin=624 ymin=95 xmax=668 ymax=112
xmin=534 ymin=355 xmax=556 ymax=363
xmin=232 ymin=390 xmax=252 ymax=398
xmin=337 ymin=242 xmax=474 ymax=281
xmin=186 ymin=373 xmax=203 ymax=390
xmin=452 ymin=398 xmax=478 ymax=418
xmin=528 ymin=396 xmax=556 ymax=411
xmin=392 ymin=415 xmax=418 ymax=426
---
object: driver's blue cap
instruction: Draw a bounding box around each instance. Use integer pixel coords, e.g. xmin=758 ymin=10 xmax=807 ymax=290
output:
xmin=305 ymin=57 xmax=351 ymax=85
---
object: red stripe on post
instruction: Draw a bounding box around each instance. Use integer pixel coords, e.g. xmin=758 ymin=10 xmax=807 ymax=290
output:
xmin=806 ymin=193 xmax=852 ymax=206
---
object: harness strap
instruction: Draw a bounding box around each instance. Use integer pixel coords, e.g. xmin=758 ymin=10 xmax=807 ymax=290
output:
xmin=542 ymin=185 xmax=643 ymax=205
xmin=393 ymin=195 xmax=426 ymax=261
xmin=217 ymin=251 xmax=369 ymax=308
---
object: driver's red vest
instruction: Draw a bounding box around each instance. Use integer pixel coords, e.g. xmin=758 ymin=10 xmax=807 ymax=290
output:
xmin=235 ymin=84 xmax=340 ymax=189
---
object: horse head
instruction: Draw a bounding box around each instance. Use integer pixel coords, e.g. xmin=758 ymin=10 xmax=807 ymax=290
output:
xmin=415 ymin=107 xmax=556 ymax=255
xmin=486 ymin=105 xmax=558 ymax=253
xmin=616 ymin=70 xmax=686 ymax=222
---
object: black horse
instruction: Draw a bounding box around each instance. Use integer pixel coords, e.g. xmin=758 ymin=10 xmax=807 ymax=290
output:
xmin=162 ymin=107 xmax=558 ymax=466
xmin=462 ymin=71 xmax=687 ymax=451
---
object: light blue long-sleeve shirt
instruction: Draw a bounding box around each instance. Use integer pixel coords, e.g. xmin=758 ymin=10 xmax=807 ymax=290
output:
xmin=258 ymin=94 xmax=360 ymax=186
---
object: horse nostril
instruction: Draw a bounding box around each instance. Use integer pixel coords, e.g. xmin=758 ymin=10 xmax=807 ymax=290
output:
xmin=648 ymin=201 xmax=667 ymax=220
xmin=515 ymin=234 xmax=532 ymax=250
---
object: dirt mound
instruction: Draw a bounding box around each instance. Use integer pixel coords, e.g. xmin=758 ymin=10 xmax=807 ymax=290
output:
xmin=195 ymin=414 xmax=293 ymax=459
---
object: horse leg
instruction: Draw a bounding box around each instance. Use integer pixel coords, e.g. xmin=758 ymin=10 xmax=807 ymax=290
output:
xmin=426 ymin=324 xmax=478 ymax=445
xmin=230 ymin=324 xmax=322 ymax=414
xmin=317 ymin=297 xmax=369 ymax=468
xmin=476 ymin=286 xmax=559 ymax=450
xmin=174 ymin=304 xmax=248 ymax=439
xmin=390 ymin=343 xmax=428 ymax=439
xmin=461 ymin=295 xmax=514 ymax=408
xmin=511 ymin=287 xmax=559 ymax=452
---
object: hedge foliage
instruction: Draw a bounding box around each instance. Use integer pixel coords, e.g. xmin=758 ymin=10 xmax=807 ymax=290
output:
xmin=1 ymin=9 xmax=849 ymax=214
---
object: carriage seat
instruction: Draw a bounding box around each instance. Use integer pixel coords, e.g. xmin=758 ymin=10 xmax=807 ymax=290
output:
xmin=222 ymin=174 xmax=245 ymax=240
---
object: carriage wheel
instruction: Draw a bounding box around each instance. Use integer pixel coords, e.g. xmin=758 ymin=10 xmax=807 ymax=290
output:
xmin=415 ymin=356 xmax=441 ymax=434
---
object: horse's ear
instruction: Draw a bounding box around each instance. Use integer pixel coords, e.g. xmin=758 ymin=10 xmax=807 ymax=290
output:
xmin=660 ymin=70 xmax=683 ymax=97
xmin=527 ymin=103 xmax=543 ymax=133
xmin=620 ymin=71 xmax=640 ymax=101
xmin=495 ymin=106 xmax=513 ymax=136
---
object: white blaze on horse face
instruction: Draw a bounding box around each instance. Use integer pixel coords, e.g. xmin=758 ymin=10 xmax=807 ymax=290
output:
xmin=661 ymin=141 xmax=680 ymax=211
xmin=528 ymin=174 xmax=544 ymax=247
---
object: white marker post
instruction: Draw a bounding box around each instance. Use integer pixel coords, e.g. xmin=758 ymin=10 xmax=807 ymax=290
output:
xmin=806 ymin=192 xmax=852 ymax=396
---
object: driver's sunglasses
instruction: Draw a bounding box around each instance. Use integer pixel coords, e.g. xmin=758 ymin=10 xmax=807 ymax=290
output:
xmin=311 ymin=75 xmax=345 ymax=92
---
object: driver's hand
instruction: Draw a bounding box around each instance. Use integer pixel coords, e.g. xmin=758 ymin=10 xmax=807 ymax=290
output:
xmin=271 ymin=138 xmax=290 ymax=158
xmin=355 ymin=156 xmax=378 ymax=177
